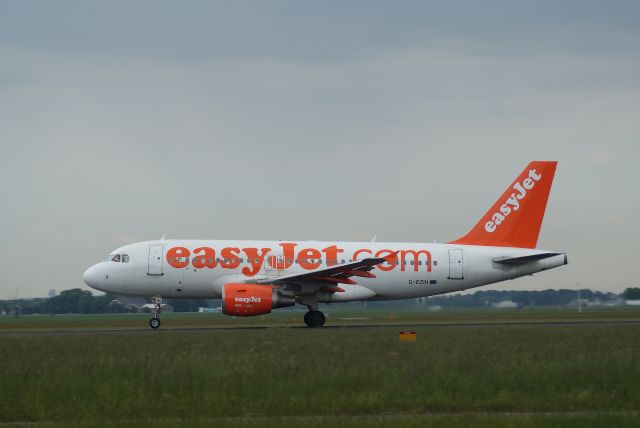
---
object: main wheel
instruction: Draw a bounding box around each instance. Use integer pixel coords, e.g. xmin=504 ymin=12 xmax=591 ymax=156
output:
xmin=304 ymin=310 xmax=326 ymax=328
xmin=149 ymin=317 xmax=161 ymax=329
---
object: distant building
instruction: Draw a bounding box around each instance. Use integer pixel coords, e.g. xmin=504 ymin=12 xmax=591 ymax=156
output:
xmin=568 ymin=298 xmax=622 ymax=307
xmin=626 ymin=300 xmax=640 ymax=306
xmin=491 ymin=300 xmax=518 ymax=309
xmin=109 ymin=299 xmax=173 ymax=313
xmin=48 ymin=289 xmax=57 ymax=298
xmin=108 ymin=298 xmax=148 ymax=312
xmin=198 ymin=307 xmax=222 ymax=313
xmin=140 ymin=303 xmax=174 ymax=313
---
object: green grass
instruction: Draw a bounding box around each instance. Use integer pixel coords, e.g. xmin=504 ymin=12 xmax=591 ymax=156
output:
xmin=3 ymin=414 xmax=639 ymax=428
xmin=1 ymin=323 xmax=640 ymax=427
xmin=1 ymin=306 xmax=639 ymax=331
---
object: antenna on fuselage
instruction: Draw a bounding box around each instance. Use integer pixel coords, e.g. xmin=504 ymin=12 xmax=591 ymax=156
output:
xmin=160 ymin=234 xmax=166 ymax=241
xmin=371 ymin=235 xmax=377 ymax=242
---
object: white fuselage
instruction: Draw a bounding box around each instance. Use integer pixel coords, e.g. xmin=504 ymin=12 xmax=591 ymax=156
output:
xmin=83 ymin=239 xmax=567 ymax=301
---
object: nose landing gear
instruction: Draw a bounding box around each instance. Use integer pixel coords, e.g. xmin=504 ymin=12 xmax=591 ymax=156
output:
xmin=149 ymin=296 xmax=162 ymax=329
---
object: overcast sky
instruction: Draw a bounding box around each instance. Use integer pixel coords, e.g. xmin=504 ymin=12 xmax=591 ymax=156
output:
xmin=1 ymin=1 xmax=639 ymax=298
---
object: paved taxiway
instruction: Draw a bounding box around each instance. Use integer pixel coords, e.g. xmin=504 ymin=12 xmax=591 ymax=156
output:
xmin=1 ymin=319 xmax=639 ymax=336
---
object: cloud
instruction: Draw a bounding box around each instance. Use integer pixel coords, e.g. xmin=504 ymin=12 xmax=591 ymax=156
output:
xmin=0 ymin=2 xmax=639 ymax=297
xmin=607 ymin=215 xmax=626 ymax=225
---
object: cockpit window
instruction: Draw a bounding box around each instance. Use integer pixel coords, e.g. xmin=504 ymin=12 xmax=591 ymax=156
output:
xmin=111 ymin=254 xmax=121 ymax=262
xmin=122 ymin=254 xmax=130 ymax=263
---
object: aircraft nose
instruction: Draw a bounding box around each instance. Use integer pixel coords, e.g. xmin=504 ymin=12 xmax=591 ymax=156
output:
xmin=83 ymin=265 xmax=101 ymax=289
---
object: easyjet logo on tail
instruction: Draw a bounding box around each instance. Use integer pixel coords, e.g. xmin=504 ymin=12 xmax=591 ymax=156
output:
xmin=485 ymin=169 xmax=542 ymax=233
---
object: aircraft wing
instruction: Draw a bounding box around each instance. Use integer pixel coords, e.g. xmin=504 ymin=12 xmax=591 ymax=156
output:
xmin=253 ymin=252 xmax=397 ymax=290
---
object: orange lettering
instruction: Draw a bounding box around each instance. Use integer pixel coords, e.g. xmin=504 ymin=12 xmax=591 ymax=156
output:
xmin=192 ymin=247 xmax=216 ymax=269
xmin=268 ymin=242 xmax=297 ymax=269
xmin=221 ymin=247 xmax=241 ymax=269
xmin=322 ymin=245 xmax=344 ymax=266
xmin=299 ymin=248 xmax=321 ymax=270
xmin=352 ymin=248 xmax=372 ymax=261
xmin=375 ymin=249 xmax=398 ymax=271
xmin=166 ymin=247 xmax=190 ymax=269
xmin=242 ymin=247 xmax=271 ymax=276
xmin=400 ymin=249 xmax=432 ymax=272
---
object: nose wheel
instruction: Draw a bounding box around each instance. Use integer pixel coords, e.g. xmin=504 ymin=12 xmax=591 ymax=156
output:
xmin=304 ymin=310 xmax=326 ymax=328
xmin=149 ymin=296 xmax=162 ymax=329
xmin=149 ymin=317 xmax=161 ymax=329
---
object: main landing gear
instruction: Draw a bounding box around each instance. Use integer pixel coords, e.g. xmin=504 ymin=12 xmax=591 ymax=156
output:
xmin=300 ymin=297 xmax=325 ymax=328
xmin=149 ymin=296 xmax=162 ymax=329
xmin=304 ymin=310 xmax=326 ymax=328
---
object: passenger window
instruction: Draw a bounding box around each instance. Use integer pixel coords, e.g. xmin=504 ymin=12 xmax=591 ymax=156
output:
xmin=111 ymin=254 xmax=121 ymax=262
xmin=122 ymin=254 xmax=130 ymax=263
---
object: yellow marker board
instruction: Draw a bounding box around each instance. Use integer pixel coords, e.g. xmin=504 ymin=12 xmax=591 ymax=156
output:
xmin=399 ymin=331 xmax=417 ymax=341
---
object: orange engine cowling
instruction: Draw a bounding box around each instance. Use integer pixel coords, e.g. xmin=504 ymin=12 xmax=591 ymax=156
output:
xmin=222 ymin=283 xmax=295 ymax=317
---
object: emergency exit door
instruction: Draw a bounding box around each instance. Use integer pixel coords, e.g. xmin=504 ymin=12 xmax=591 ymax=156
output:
xmin=147 ymin=245 xmax=164 ymax=276
xmin=264 ymin=253 xmax=285 ymax=277
xmin=448 ymin=249 xmax=464 ymax=280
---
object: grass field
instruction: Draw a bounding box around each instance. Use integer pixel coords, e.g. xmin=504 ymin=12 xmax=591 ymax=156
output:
xmin=1 ymin=308 xmax=639 ymax=427
xmin=1 ymin=306 xmax=639 ymax=331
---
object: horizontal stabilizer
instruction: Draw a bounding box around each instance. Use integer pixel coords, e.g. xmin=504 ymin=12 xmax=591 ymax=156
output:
xmin=493 ymin=252 xmax=564 ymax=265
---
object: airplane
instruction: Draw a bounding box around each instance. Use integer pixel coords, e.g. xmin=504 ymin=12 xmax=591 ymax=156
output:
xmin=83 ymin=161 xmax=567 ymax=329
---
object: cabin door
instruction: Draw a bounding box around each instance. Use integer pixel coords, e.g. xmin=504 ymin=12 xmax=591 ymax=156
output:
xmin=448 ymin=249 xmax=464 ymax=280
xmin=264 ymin=252 xmax=285 ymax=277
xmin=147 ymin=245 xmax=164 ymax=276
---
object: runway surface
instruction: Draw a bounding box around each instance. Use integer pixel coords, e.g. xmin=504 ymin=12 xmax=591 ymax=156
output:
xmin=1 ymin=319 xmax=639 ymax=336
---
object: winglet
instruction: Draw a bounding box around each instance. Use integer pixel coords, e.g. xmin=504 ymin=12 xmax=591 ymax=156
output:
xmin=449 ymin=161 xmax=557 ymax=249
xmin=381 ymin=251 xmax=400 ymax=264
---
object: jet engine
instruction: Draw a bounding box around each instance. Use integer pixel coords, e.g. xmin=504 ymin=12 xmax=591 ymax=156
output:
xmin=222 ymin=283 xmax=295 ymax=316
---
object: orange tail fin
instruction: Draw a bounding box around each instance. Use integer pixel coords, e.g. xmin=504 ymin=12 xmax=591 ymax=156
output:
xmin=450 ymin=161 xmax=558 ymax=249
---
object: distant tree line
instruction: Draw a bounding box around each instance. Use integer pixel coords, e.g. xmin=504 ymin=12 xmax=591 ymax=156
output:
xmin=424 ymin=289 xmax=620 ymax=308
xmin=623 ymin=287 xmax=640 ymax=300
xmin=0 ymin=289 xmax=212 ymax=315
xmin=0 ymin=287 xmax=637 ymax=315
